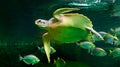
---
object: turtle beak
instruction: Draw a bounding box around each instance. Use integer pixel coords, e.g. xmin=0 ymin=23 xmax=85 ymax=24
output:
xmin=35 ymin=19 xmax=41 ymax=25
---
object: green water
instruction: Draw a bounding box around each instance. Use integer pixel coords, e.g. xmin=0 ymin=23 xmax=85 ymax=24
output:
xmin=0 ymin=0 xmax=120 ymax=67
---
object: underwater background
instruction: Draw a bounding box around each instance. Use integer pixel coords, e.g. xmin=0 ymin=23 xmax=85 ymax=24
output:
xmin=0 ymin=0 xmax=120 ymax=67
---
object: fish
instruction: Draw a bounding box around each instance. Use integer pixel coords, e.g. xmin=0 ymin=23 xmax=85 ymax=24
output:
xmin=91 ymin=47 xmax=107 ymax=57
xmin=111 ymin=1 xmax=120 ymax=17
xmin=54 ymin=57 xmax=66 ymax=67
xmin=68 ymin=2 xmax=90 ymax=7
xmin=110 ymin=27 xmax=120 ymax=35
xmin=104 ymin=33 xmax=118 ymax=45
xmin=67 ymin=1 xmax=112 ymax=11
xmin=99 ymin=31 xmax=108 ymax=38
xmin=110 ymin=48 xmax=120 ymax=58
xmin=49 ymin=46 xmax=56 ymax=54
xmin=114 ymin=27 xmax=120 ymax=36
xmin=114 ymin=40 xmax=120 ymax=46
xmin=19 ymin=54 xmax=40 ymax=65
xmin=92 ymin=31 xmax=107 ymax=41
xmin=38 ymin=46 xmax=56 ymax=54
xmin=110 ymin=27 xmax=120 ymax=39
xmin=77 ymin=41 xmax=95 ymax=50
xmin=112 ymin=11 xmax=120 ymax=17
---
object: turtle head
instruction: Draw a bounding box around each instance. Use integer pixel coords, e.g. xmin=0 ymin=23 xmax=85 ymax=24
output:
xmin=35 ymin=19 xmax=49 ymax=29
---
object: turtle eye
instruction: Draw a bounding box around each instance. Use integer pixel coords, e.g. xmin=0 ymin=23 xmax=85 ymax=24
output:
xmin=38 ymin=20 xmax=41 ymax=23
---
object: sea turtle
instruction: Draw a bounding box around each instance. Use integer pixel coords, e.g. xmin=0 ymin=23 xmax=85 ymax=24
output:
xmin=35 ymin=8 xmax=104 ymax=63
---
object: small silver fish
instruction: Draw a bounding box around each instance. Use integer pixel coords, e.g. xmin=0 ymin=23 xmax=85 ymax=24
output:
xmin=114 ymin=40 xmax=120 ymax=46
xmin=104 ymin=33 xmax=118 ymax=45
xmin=91 ymin=47 xmax=107 ymax=57
xmin=54 ymin=57 xmax=66 ymax=67
xmin=110 ymin=48 xmax=120 ymax=58
xmin=68 ymin=2 xmax=90 ymax=7
xmin=19 ymin=54 xmax=40 ymax=65
xmin=115 ymin=27 xmax=120 ymax=36
xmin=92 ymin=31 xmax=107 ymax=41
xmin=99 ymin=31 xmax=108 ymax=38
xmin=112 ymin=11 xmax=120 ymax=17
xmin=111 ymin=3 xmax=120 ymax=17
xmin=110 ymin=27 xmax=120 ymax=35
xmin=77 ymin=41 xmax=95 ymax=50
xmin=38 ymin=46 xmax=56 ymax=54
xmin=67 ymin=1 xmax=113 ymax=11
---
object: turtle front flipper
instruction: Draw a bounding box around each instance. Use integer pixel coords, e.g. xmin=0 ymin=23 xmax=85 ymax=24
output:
xmin=42 ymin=33 xmax=51 ymax=63
xmin=53 ymin=8 xmax=80 ymax=19
xmin=86 ymin=26 xmax=104 ymax=40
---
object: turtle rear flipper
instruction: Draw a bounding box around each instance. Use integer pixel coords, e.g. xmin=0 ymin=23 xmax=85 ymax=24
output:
xmin=86 ymin=26 xmax=104 ymax=40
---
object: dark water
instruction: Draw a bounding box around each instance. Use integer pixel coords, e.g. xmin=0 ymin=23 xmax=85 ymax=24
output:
xmin=0 ymin=0 xmax=120 ymax=67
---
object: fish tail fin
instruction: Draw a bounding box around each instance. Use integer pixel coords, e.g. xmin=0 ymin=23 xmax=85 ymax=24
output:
xmin=88 ymin=49 xmax=91 ymax=53
xmin=19 ymin=55 xmax=23 ymax=61
xmin=37 ymin=46 xmax=41 ymax=50
xmin=109 ymin=50 xmax=112 ymax=54
xmin=76 ymin=42 xmax=80 ymax=46
xmin=89 ymin=48 xmax=94 ymax=55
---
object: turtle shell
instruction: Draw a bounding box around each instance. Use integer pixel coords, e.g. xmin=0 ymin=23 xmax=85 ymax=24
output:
xmin=47 ymin=13 xmax=93 ymax=43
